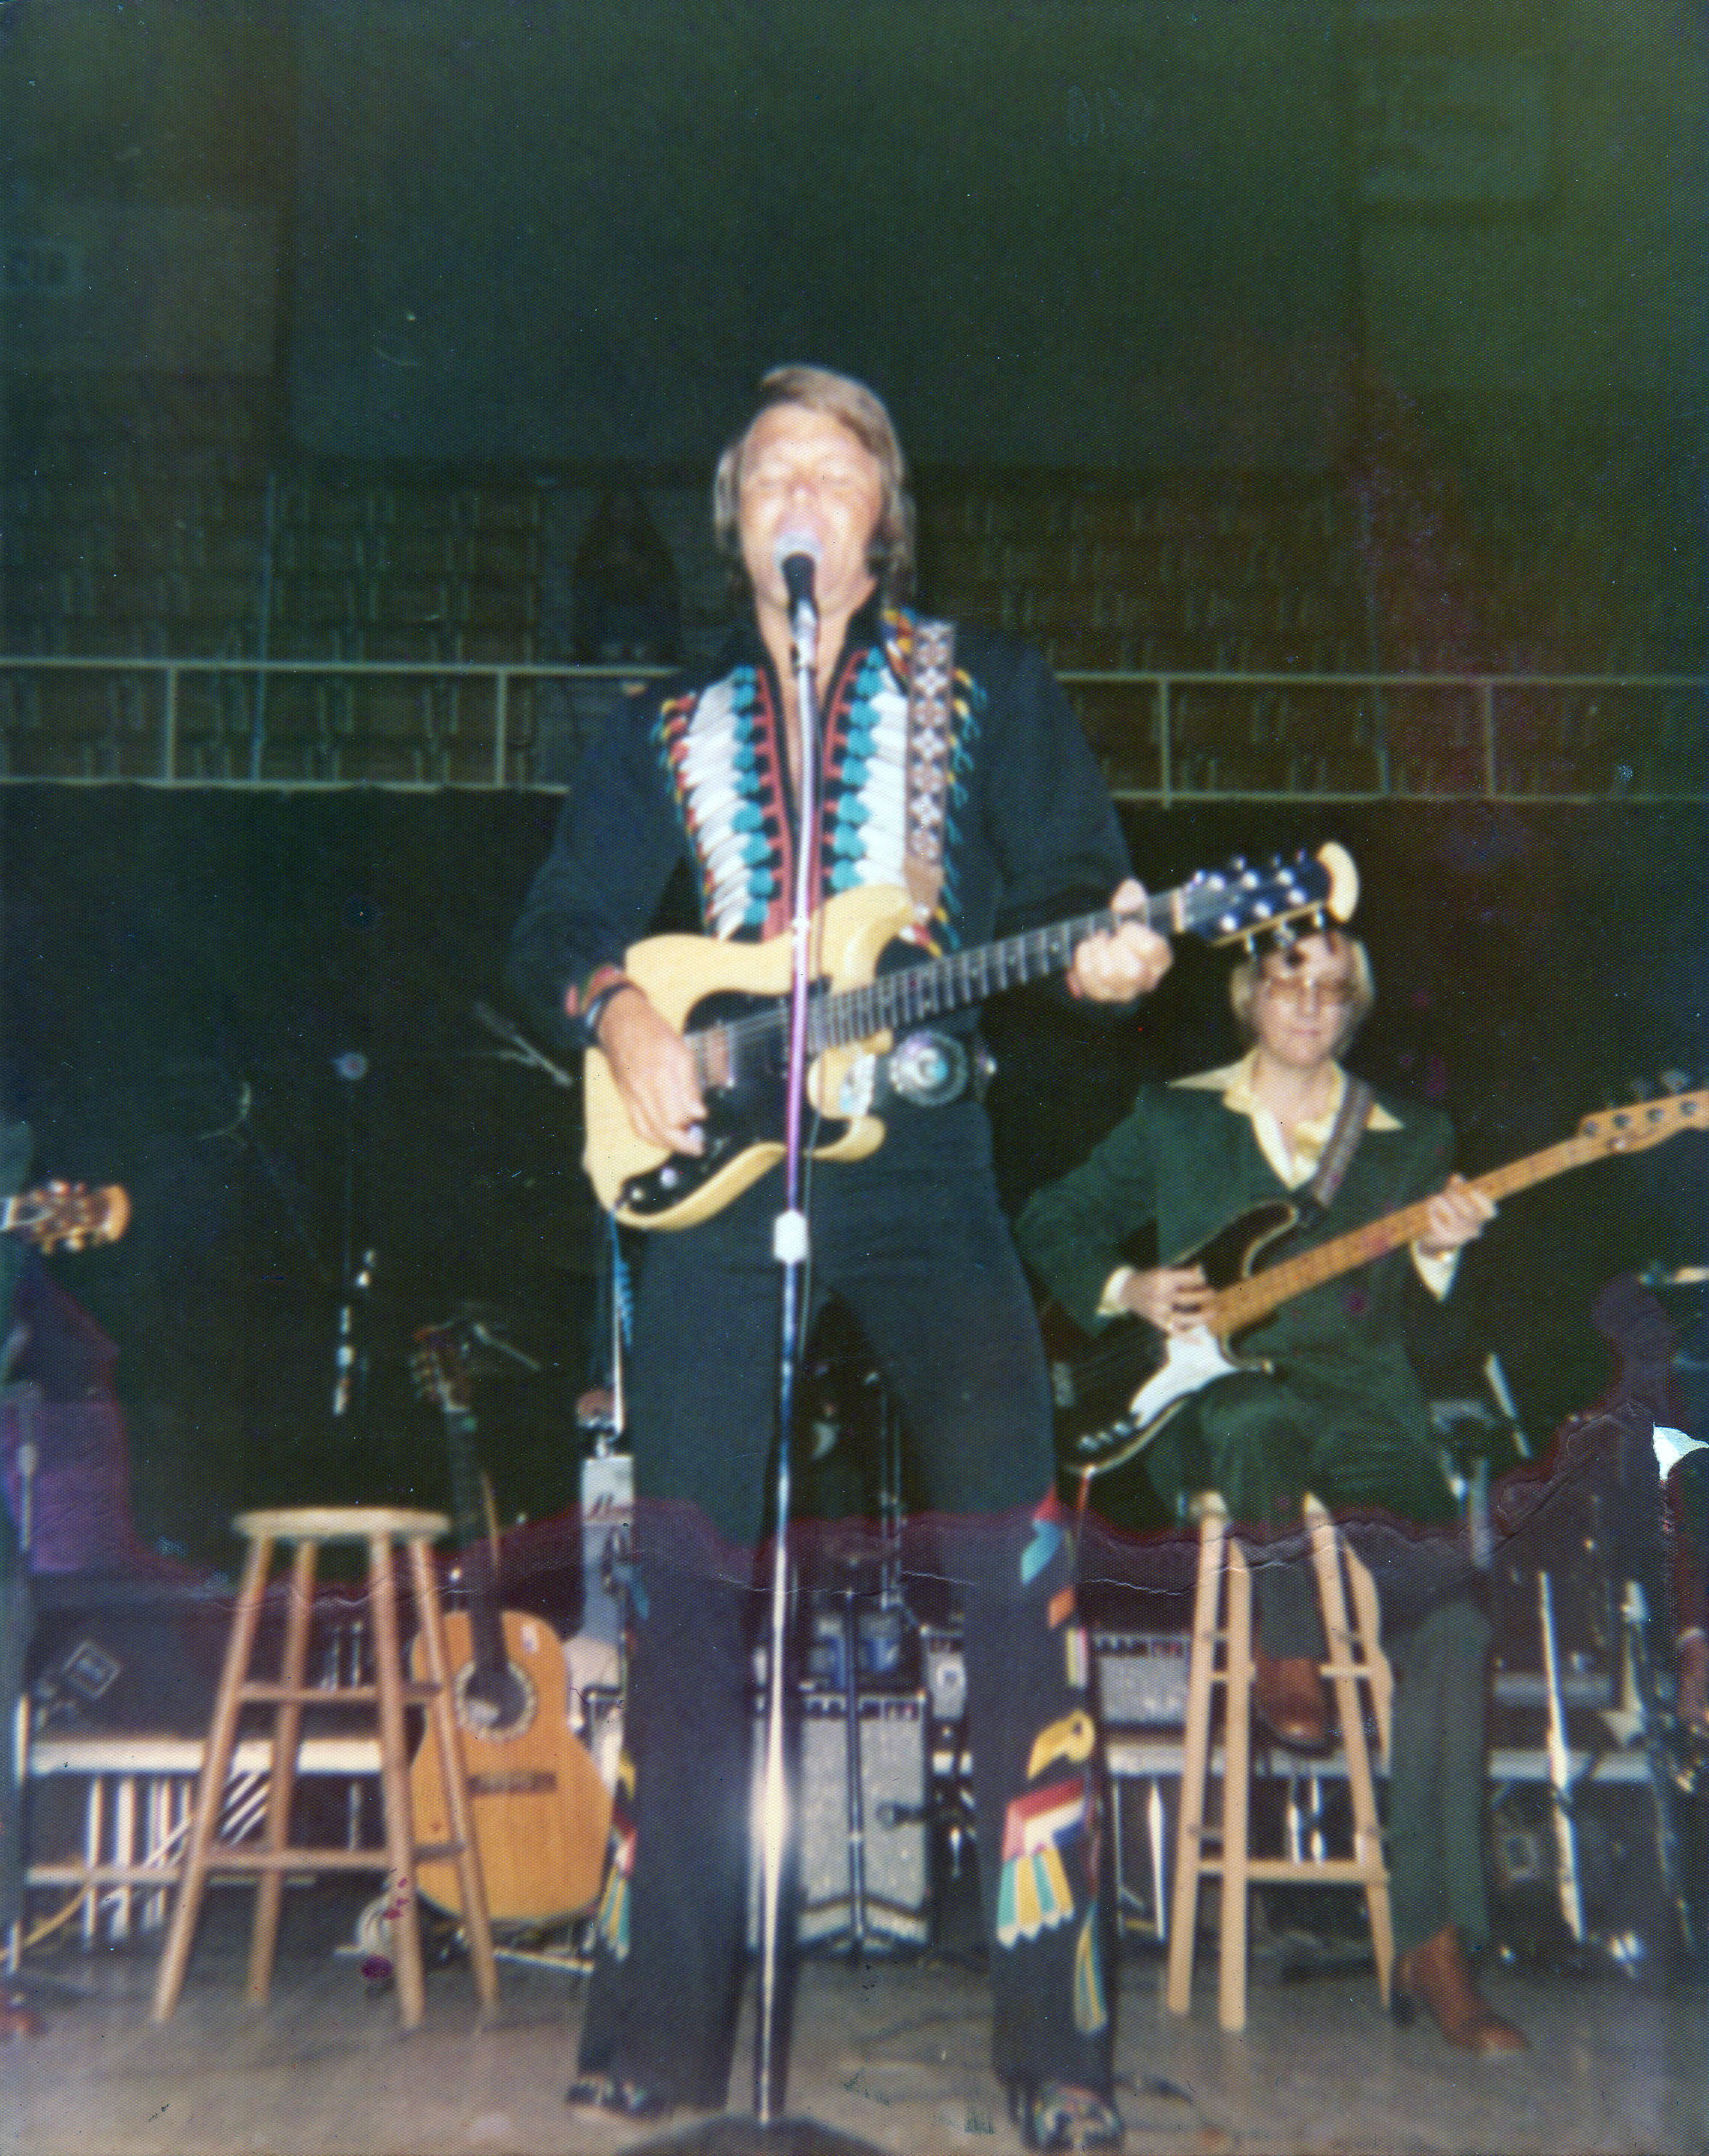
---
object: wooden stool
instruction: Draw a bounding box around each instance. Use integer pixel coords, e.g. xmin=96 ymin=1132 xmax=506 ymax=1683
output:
xmin=1166 ymin=1493 xmax=1394 ymax=2032
xmin=150 ymin=1507 xmax=497 ymax=2030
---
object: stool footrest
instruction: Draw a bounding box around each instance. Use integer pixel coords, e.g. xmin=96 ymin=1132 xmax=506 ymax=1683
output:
xmin=1205 ymin=1857 xmax=1385 ymax=1884
xmin=238 ymin=1683 xmax=440 ymax=1707
xmin=187 ymin=1841 xmax=469 ymax=1874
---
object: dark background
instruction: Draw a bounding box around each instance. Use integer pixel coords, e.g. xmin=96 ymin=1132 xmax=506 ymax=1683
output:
xmin=3 ymin=784 xmax=1704 ymax=1564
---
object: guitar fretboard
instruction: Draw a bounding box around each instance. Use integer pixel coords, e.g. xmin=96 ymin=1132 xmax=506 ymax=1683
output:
xmin=684 ymin=889 xmax=1224 ymax=1085
xmin=1211 ymin=1102 xmax=1702 ymax=1336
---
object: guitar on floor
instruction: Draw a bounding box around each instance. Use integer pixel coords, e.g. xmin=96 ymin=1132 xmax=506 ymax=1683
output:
xmin=407 ymin=1322 xmax=612 ymax=1927
xmin=1052 ymin=1084 xmax=1709 ymax=1485
xmin=586 ymin=845 xmax=1358 ymax=1230
xmin=2 ymin=1182 xmax=129 ymax=1251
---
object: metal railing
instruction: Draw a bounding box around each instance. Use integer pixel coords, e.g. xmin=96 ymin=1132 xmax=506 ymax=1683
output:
xmin=0 ymin=654 xmax=1702 ymax=801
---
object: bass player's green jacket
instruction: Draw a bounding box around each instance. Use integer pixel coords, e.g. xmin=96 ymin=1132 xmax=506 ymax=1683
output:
xmin=1015 ymin=1061 xmax=1461 ymax=1532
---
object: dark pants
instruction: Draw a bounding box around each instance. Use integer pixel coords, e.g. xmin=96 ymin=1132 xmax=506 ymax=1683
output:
xmin=1149 ymin=1368 xmax=1493 ymax=1959
xmin=576 ymin=1106 xmax=1114 ymax=2107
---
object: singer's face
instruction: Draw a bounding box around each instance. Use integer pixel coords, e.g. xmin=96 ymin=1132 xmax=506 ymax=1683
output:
xmin=736 ymin=404 xmax=884 ymax=626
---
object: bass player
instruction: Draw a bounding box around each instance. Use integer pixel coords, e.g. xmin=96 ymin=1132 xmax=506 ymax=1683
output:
xmin=1017 ymin=926 xmax=1530 ymax=2059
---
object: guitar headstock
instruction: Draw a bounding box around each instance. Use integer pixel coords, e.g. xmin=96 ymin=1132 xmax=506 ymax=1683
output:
xmin=1183 ymin=843 xmax=1359 ymax=947
xmin=1577 ymin=1086 xmax=1708 ymax=1157
xmin=9 ymin=1182 xmax=131 ymax=1254
xmin=410 ymin=1323 xmax=474 ymax=1416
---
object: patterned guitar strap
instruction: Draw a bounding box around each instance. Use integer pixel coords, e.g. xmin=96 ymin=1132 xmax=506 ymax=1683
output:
xmin=902 ymin=617 xmax=956 ymax=919
xmin=1304 ymin=1076 xmax=1376 ymax=1211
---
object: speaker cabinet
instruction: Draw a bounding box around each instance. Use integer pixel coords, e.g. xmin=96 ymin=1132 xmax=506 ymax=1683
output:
xmin=751 ymin=1689 xmax=930 ymax=1948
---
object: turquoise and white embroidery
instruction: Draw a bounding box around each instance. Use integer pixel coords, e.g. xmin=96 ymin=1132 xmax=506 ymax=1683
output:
xmin=825 ymin=643 xmax=910 ymax=894
xmin=656 ymin=670 xmax=778 ymax=940
xmin=653 ymin=613 xmax=978 ymax=950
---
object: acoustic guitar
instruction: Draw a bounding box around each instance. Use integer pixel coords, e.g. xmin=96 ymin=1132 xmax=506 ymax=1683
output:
xmin=1052 ymin=1084 xmax=1709 ymax=1484
xmin=407 ymin=1323 xmax=611 ymax=1926
xmin=585 ymin=846 xmax=1358 ymax=1230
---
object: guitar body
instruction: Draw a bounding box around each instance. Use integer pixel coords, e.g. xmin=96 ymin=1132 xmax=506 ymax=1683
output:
xmin=582 ymin=851 xmax=1363 ymax=1230
xmin=1052 ymin=1198 xmax=1302 ymax=1479
xmin=584 ymin=884 xmax=916 ymax=1227
xmin=408 ymin=1607 xmax=613 ymax=1925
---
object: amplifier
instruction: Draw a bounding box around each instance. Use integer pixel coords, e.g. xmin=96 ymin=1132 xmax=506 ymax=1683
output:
xmin=915 ymin=1627 xmax=1189 ymax=1731
xmin=751 ymin=1689 xmax=930 ymax=1948
xmin=1092 ymin=1632 xmax=1190 ymax=1728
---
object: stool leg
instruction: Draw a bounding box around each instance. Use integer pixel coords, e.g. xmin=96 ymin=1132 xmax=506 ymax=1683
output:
xmin=1217 ymin=1535 xmax=1254 ymax=2033
xmin=407 ymin=1538 xmax=498 ymax=2012
xmin=152 ymin=1533 xmax=274 ymax=2022
xmin=1345 ymin=1541 xmax=1392 ymax=1763
xmin=1167 ymin=1501 xmax=1226 ymax=2016
xmin=1305 ymin=1500 xmax=1395 ymax=2006
xmin=367 ymin=1530 xmax=428 ymax=2030
xmin=246 ymin=1537 xmax=318 ymax=2004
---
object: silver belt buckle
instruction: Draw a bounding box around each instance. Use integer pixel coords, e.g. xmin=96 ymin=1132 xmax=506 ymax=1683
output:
xmin=886 ymin=1029 xmax=970 ymax=1108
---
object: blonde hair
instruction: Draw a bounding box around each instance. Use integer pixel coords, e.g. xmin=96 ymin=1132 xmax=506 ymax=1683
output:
xmin=712 ymin=364 xmax=915 ymax=604
xmin=1228 ymin=928 xmax=1374 ymax=1050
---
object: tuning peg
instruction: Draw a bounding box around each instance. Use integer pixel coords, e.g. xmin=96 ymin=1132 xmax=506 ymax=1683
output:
xmin=1658 ymin=1069 xmax=1692 ymax=1095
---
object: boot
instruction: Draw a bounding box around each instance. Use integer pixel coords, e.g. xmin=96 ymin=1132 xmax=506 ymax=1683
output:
xmin=1392 ymin=1926 xmax=1528 ymax=2055
xmin=0 ymin=1993 xmax=44 ymax=2039
xmin=1252 ymin=1643 xmax=1329 ymax=1749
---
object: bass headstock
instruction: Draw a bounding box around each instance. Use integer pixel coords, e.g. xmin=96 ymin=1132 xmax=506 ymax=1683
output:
xmin=1576 ymin=1085 xmax=1708 ymax=1157
xmin=410 ymin=1323 xmax=475 ymax=1416
xmin=8 ymin=1181 xmax=131 ymax=1254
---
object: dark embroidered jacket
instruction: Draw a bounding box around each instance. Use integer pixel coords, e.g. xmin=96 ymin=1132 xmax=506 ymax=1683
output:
xmin=508 ymin=601 xmax=1129 ymax=1051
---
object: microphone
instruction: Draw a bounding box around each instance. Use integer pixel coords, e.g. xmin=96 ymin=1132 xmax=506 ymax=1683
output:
xmin=774 ymin=530 xmax=821 ymax=630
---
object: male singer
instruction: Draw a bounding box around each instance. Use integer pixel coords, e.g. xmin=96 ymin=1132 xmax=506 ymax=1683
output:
xmin=509 ymin=366 xmax=1170 ymax=2150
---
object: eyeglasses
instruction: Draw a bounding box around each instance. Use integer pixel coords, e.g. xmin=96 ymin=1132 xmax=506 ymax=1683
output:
xmin=1259 ymin=973 xmax=1356 ymax=1008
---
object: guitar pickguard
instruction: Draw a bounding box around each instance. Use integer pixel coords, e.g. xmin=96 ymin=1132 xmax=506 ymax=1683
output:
xmin=611 ymin=988 xmax=859 ymax=1223
xmin=1051 ymin=1197 xmax=1300 ymax=1479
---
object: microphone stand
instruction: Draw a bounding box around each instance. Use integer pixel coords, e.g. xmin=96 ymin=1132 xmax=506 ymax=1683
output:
xmin=753 ymin=565 xmax=823 ymax=2127
xmin=629 ymin=560 xmax=884 ymax=2156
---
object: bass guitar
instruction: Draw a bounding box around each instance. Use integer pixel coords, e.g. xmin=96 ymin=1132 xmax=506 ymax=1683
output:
xmin=407 ymin=1323 xmax=611 ymax=1926
xmin=1053 ymin=1084 xmax=1709 ymax=1484
xmin=2 ymin=1181 xmax=129 ymax=1252
xmin=586 ymin=846 xmax=1358 ymax=1230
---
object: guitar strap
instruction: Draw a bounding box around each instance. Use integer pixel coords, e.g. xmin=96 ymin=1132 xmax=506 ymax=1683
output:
xmin=1302 ymin=1076 xmax=1375 ymax=1212
xmin=902 ymin=617 xmax=956 ymax=918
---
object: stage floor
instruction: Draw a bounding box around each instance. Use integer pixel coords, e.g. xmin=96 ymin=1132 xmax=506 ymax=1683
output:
xmin=7 ymin=1886 xmax=1705 ymax=2156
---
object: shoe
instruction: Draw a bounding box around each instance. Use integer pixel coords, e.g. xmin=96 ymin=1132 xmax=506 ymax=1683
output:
xmin=1252 ymin=1646 xmax=1330 ymax=1749
xmin=564 ymin=2071 xmax=674 ymax=2119
xmin=0 ymin=1993 xmax=44 ymax=2040
xmin=1007 ymin=2077 xmax=1124 ymax=2151
xmin=1392 ymin=1926 xmax=1528 ymax=2056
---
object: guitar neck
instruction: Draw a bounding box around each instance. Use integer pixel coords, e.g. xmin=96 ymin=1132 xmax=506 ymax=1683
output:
xmin=441 ymin=1405 xmax=509 ymax=1680
xmin=1211 ymin=1130 xmax=1609 ymax=1336
xmin=816 ymin=902 xmax=1135 ymax=1048
xmin=689 ymin=886 xmax=1193 ymax=1071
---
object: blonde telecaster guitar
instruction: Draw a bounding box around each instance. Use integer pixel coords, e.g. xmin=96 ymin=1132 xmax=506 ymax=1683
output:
xmin=584 ymin=846 xmax=1359 ymax=1230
